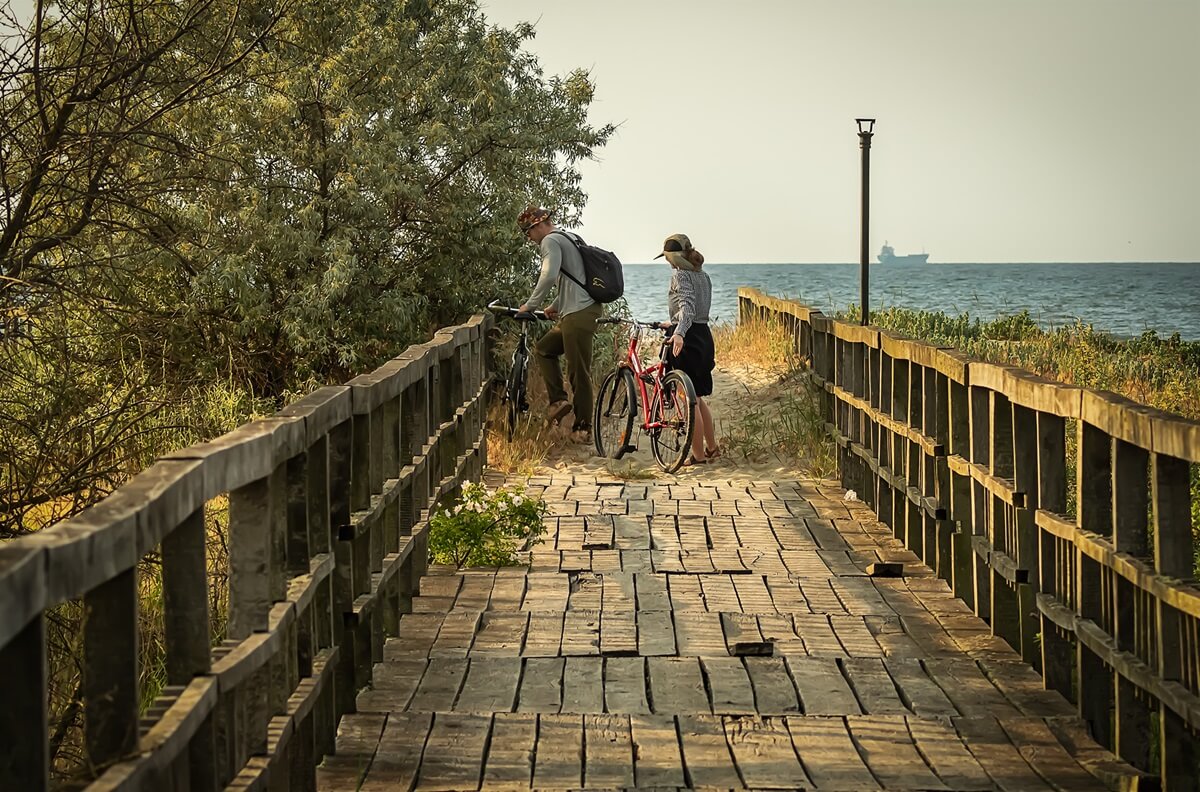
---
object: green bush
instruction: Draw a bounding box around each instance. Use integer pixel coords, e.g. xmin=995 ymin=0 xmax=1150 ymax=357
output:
xmin=428 ymin=482 xmax=548 ymax=568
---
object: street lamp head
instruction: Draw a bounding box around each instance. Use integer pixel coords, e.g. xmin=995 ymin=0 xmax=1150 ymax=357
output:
xmin=856 ymin=118 xmax=875 ymax=135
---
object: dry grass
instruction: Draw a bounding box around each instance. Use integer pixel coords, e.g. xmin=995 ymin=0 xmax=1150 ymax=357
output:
xmin=711 ymin=315 xmax=802 ymax=376
xmin=711 ymin=318 xmax=836 ymax=476
xmin=600 ymin=458 xmax=659 ymax=481
xmin=484 ymin=377 xmax=574 ymax=477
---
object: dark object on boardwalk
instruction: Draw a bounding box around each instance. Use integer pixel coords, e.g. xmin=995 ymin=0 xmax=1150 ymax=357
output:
xmin=550 ymin=231 xmax=624 ymax=303
xmin=868 ymin=561 xmax=904 ymax=578
xmin=732 ymin=641 xmax=775 ymax=657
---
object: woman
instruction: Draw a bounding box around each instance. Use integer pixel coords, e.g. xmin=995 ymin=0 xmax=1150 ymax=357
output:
xmin=655 ymin=233 xmax=719 ymax=465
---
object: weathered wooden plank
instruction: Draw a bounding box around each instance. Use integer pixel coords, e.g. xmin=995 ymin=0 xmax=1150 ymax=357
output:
xmin=470 ymin=612 xmax=528 ymax=656
xmin=583 ymin=714 xmax=634 ymax=788
xmin=429 ymin=611 xmax=479 ymax=657
xmin=637 ymin=610 xmax=677 ymax=656
xmin=849 ymin=715 xmax=946 ymax=789
xmin=725 ymin=715 xmax=811 ymax=789
xmin=637 ymin=660 xmax=705 ymax=722
xmin=560 ymin=609 xmax=601 ymax=656
xmin=630 ymin=714 xmax=686 ymax=787
xmin=604 ymin=657 xmax=650 ymax=714
xmin=673 ymin=611 xmax=728 ymax=656
xmin=786 ymin=715 xmax=878 ymax=790
xmin=560 ymin=658 xmax=605 ymax=714
xmin=905 ymin=715 xmax=994 ymax=790
xmin=317 ymin=713 xmax=386 ymax=792
xmin=954 ymin=715 xmax=1057 ymax=791
xmin=517 ymin=657 xmax=564 ymax=713
xmin=531 ymin=713 xmax=583 ymax=789
xmin=792 ymin=613 xmax=846 ymax=656
xmin=924 ymin=658 xmax=1019 ymax=716
xmin=702 ymin=657 xmax=758 ymax=715
xmin=480 ymin=712 xmax=536 ymax=790
xmin=998 ymin=715 xmax=1114 ymax=791
xmin=358 ymin=712 xmax=432 ymax=792
xmin=829 ymin=614 xmax=885 ymax=656
xmin=842 ymin=657 xmax=910 ymax=715
xmin=357 ymin=657 xmax=427 ymax=712
xmin=521 ymin=611 xmax=563 ymax=657
xmin=882 ymin=657 xmax=959 ymax=716
xmin=600 ymin=610 xmax=638 ymax=656
xmin=676 ymin=714 xmax=742 ymax=788
xmin=785 ymin=657 xmax=861 ymax=715
xmin=415 ymin=712 xmax=491 ymax=791
xmin=454 ymin=656 xmax=521 ymax=713
xmin=744 ymin=657 xmax=802 ymax=714
xmin=407 ymin=658 xmax=468 ymax=712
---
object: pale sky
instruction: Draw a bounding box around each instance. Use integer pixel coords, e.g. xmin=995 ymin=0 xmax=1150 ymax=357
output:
xmin=6 ymin=0 xmax=1199 ymax=263
xmin=481 ymin=0 xmax=1200 ymax=263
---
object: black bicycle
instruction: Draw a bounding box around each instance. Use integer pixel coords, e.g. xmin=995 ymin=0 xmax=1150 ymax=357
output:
xmin=487 ymin=300 xmax=547 ymax=440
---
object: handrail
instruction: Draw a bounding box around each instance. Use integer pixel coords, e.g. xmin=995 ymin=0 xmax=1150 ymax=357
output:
xmin=0 ymin=313 xmax=494 ymax=791
xmin=739 ymin=286 xmax=1200 ymax=786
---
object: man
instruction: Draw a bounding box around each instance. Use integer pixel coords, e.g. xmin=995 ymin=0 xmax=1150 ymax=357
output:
xmin=516 ymin=206 xmax=602 ymax=442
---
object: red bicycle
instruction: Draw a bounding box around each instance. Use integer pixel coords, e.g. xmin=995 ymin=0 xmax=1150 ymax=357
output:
xmin=593 ymin=317 xmax=697 ymax=472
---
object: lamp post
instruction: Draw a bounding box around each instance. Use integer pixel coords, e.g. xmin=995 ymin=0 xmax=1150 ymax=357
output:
xmin=856 ymin=118 xmax=875 ymax=326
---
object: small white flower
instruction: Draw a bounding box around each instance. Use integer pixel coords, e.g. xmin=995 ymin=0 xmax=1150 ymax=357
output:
xmin=844 ymin=490 xmax=858 ymax=502
xmin=512 ymin=495 xmax=524 ymax=507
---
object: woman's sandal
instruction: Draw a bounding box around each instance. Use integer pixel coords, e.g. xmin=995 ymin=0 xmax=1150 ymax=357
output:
xmin=705 ymin=446 xmax=723 ymax=462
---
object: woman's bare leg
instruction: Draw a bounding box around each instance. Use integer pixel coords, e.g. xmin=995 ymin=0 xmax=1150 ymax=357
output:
xmin=697 ymin=398 xmax=718 ymax=454
xmin=691 ymin=398 xmax=707 ymax=462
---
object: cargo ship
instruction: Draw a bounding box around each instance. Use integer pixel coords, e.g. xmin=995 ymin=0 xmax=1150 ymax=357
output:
xmin=878 ymin=242 xmax=929 ymax=264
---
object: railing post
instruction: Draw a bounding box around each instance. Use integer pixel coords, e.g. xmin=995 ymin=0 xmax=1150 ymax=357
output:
xmin=1111 ymin=438 xmax=1152 ymax=770
xmin=968 ymin=384 xmax=991 ymax=620
xmin=1077 ymin=420 xmax=1114 ymax=748
xmin=83 ymin=567 xmax=140 ymax=769
xmin=1036 ymin=411 xmax=1073 ymax=701
xmin=0 ymin=612 xmax=48 ymax=791
xmin=1152 ymin=451 xmax=1197 ymax=786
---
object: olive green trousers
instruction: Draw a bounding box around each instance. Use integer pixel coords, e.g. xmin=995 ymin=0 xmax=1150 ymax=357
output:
xmin=534 ymin=303 xmax=602 ymax=430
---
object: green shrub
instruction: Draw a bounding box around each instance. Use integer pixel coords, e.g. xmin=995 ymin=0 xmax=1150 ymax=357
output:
xmin=428 ymin=482 xmax=548 ymax=568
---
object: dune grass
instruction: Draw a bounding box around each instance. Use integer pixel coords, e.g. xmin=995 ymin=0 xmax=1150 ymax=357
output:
xmin=712 ymin=316 xmax=836 ymax=477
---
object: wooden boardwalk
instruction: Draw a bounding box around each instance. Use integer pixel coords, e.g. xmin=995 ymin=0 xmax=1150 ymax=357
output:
xmin=317 ymin=472 xmax=1146 ymax=791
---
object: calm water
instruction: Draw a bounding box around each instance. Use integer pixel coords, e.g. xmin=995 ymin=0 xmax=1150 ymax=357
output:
xmin=621 ymin=262 xmax=1200 ymax=340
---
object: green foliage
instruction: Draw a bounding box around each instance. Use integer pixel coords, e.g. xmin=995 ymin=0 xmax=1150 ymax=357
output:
xmin=2 ymin=0 xmax=612 ymax=533
xmin=428 ymin=482 xmax=548 ymax=568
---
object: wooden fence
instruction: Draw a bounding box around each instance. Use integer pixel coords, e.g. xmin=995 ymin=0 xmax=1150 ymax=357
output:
xmin=740 ymin=287 xmax=1200 ymax=788
xmin=0 ymin=314 xmax=493 ymax=791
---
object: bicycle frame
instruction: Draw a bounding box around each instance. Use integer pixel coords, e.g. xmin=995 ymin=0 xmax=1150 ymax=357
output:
xmin=619 ymin=323 xmax=676 ymax=432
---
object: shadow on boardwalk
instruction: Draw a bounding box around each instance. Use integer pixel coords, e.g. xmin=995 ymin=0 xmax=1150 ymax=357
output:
xmin=317 ymin=467 xmax=1145 ymax=791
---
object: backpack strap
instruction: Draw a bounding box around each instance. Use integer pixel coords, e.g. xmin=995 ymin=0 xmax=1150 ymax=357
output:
xmin=549 ymin=231 xmax=587 ymax=289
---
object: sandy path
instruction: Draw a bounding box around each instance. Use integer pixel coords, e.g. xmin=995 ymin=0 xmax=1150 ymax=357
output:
xmin=537 ymin=362 xmax=827 ymax=483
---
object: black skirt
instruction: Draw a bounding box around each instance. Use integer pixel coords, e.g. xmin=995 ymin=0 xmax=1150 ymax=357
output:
xmin=666 ymin=322 xmax=715 ymax=397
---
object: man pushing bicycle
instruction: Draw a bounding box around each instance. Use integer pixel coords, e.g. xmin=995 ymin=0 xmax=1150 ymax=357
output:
xmin=516 ymin=206 xmax=602 ymax=443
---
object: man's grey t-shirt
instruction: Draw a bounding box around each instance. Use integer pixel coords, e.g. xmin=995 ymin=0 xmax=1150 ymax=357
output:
xmin=524 ymin=231 xmax=596 ymax=316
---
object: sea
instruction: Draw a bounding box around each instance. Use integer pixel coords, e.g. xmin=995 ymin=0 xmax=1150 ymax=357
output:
xmin=620 ymin=262 xmax=1200 ymax=340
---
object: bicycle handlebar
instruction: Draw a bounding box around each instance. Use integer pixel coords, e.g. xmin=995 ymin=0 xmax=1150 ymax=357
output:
xmin=487 ymin=300 xmax=547 ymax=322
xmin=597 ymin=316 xmax=669 ymax=330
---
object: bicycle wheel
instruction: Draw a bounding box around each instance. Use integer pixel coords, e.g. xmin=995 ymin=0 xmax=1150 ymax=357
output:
xmin=648 ymin=370 xmax=697 ymax=473
xmin=593 ymin=367 xmax=637 ymax=459
xmin=505 ymin=354 xmax=528 ymax=441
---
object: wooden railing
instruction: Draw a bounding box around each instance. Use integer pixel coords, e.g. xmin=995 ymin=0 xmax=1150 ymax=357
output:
xmin=0 ymin=314 xmax=493 ymax=791
xmin=740 ymin=287 xmax=1200 ymax=786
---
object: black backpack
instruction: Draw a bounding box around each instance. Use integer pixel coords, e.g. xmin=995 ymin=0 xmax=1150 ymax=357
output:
xmin=551 ymin=231 xmax=624 ymax=304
